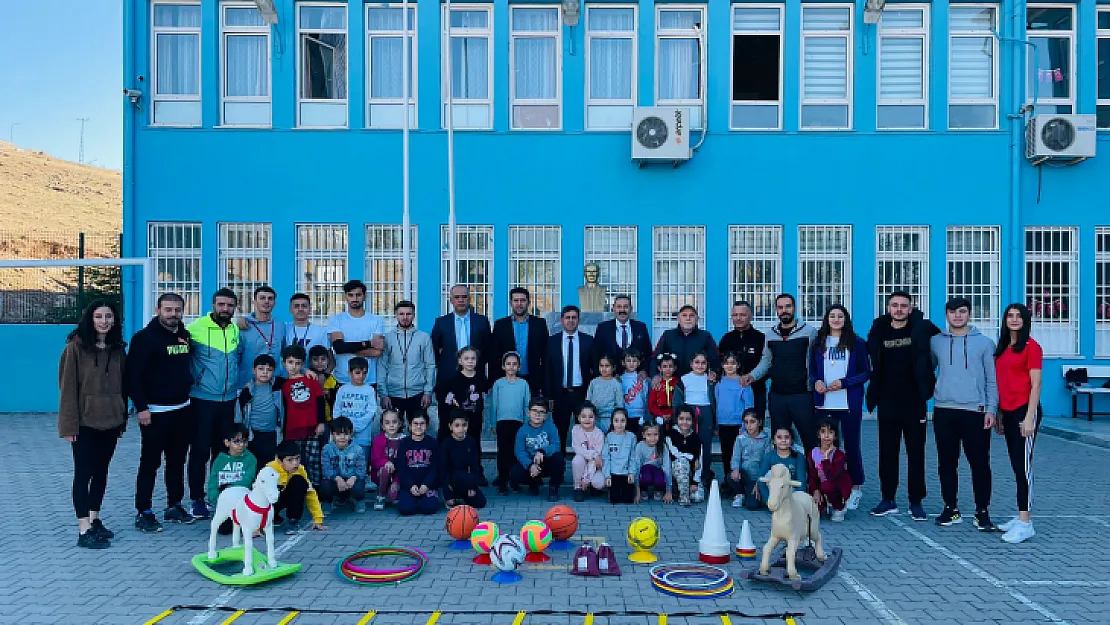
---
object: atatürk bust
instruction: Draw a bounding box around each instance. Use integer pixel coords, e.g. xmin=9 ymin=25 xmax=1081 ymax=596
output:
xmin=577 ymin=262 xmax=608 ymax=312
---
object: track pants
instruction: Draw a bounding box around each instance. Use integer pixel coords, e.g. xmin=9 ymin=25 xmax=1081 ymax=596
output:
xmin=877 ymin=401 xmax=928 ymax=504
xmin=134 ymin=405 xmax=192 ymax=512
xmin=934 ymin=407 xmax=992 ymax=511
xmin=1002 ymin=405 xmax=1043 ymax=513
xmin=769 ymin=392 xmax=817 ymax=451
xmin=188 ymin=398 xmax=235 ymax=501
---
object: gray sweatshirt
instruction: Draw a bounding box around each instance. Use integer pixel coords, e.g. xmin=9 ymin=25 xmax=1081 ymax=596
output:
xmin=376 ymin=327 xmax=437 ymax=399
xmin=634 ymin=440 xmax=672 ymax=491
xmin=603 ymin=431 xmax=639 ymax=478
xmin=930 ymin=327 xmax=999 ymax=415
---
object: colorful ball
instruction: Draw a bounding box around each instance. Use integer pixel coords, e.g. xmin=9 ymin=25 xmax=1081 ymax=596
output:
xmin=489 ymin=535 xmax=526 ymax=572
xmin=470 ymin=521 xmax=500 ymax=554
xmin=519 ymin=520 xmax=552 ymax=553
xmin=445 ymin=505 xmax=479 ymax=540
xmin=544 ymin=505 xmax=578 ymax=540
xmin=627 ymin=517 xmax=660 ymax=551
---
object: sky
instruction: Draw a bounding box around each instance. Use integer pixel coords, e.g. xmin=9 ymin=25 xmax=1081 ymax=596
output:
xmin=0 ymin=0 xmax=122 ymax=170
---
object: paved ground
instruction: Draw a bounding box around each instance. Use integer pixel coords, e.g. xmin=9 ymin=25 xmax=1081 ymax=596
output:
xmin=3 ymin=413 xmax=1109 ymax=625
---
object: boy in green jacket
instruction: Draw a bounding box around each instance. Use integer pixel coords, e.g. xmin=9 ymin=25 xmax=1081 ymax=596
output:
xmin=207 ymin=423 xmax=258 ymax=534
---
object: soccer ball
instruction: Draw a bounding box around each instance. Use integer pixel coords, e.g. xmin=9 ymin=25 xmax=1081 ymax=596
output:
xmin=627 ymin=517 xmax=660 ymax=551
xmin=489 ymin=534 xmax=526 ymax=572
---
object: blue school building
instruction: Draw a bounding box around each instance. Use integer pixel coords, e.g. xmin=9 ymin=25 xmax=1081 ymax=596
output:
xmin=10 ymin=0 xmax=1110 ymax=414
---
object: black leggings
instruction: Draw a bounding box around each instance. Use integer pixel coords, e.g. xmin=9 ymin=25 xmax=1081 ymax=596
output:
xmin=1002 ymin=405 xmax=1043 ymax=513
xmin=72 ymin=426 xmax=120 ymax=519
xmin=275 ymin=474 xmax=310 ymax=522
xmin=495 ymin=420 xmax=523 ymax=485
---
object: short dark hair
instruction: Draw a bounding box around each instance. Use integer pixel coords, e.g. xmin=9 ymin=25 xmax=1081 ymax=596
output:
xmin=509 ymin=287 xmax=531 ymax=300
xmin=157 ymin=292 xmax=185 ymax=307
xmin=276 ymin=440 xmax=301 ymax=460
xmin=775 ymin=293 xmax=796 ymax=306
xmin=228 ymin=423 xmax=250 ymax=440
xmin=613 ymin=295 xmax=632 ymax=306
xmin=449 ymin=408 xmax=470 ymax=425
xmin=732 ymin=300 xmax=753 ymax=311
xmin=290 ymin=292 xmax=311 ymax=304
xmin=946 ymin=297 xmax=972 ymax=313
xmin=253 ymin=354 xmax=276 ymax=369
xmin=887 ymin=290 xmax=912 ymax=304
xmin=741 ymin=407 xmax=764 ymax=425
xmin=394 ymin=300 xmax=415 ymax=313
xmin=561 ymin=304 xmax=581 ymax=317
xmin=281 ymin=344 xmax=307 ymax=361
xmin=342 ymin=279 xmax=367 ymax=295
xmin=253 ymin=285 xmax=276 ymax=299
xmin=212 ymin=288 xmax=238 ymax=304
xmin=308 ymin=345 xmax=330 ymax=360
xmin=349 ymin=356 xmax=369 ymax=373
xmin=528 ymin=398 xmax=548 ymax=412
xmin=330 ymin=416 xmax=354 ymax=434
xmin=407 ymin=411 xmax=428 ymax=425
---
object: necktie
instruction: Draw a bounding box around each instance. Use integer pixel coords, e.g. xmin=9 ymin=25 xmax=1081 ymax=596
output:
xmin=621 ymin=325 xmax=629 ymax=350
xmin=457 ymin=316 xmax=468 ymax=347
xmin=566 ymin=335 xmax=575 ymax=388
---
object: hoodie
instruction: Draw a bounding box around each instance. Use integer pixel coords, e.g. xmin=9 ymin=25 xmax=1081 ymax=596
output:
xmin=930 ymin=327 xmax=999 ymax=415
xmin=126 ymin=316 xmax=193 ymax=411
xmin=866 ymin=309 xmax=940 ymax=411
xmin=58 ymin=338 xmax=128 ymax=437
xmin=730 ymin=428 xmax=771 ymax=481
xmin=321 ymin=441 xmax=368 ymax=481
xmin=764 ymin=321 xmax=818 ymax=395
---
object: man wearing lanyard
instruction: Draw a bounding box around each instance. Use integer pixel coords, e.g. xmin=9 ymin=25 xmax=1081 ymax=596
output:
xmin=285 ymin=292 xmax=330 ymax=351
xmin=236 ymin=286 xmax=287 ymax=388
xmin=379 ymin=300 xmax=436 ymax=424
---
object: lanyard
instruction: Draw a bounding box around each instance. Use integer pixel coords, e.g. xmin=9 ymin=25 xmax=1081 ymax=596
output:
xmin=248 ymin=318 xmax=275 ymax=350
xmin=291 ymin=323 xmax=312 ymax=347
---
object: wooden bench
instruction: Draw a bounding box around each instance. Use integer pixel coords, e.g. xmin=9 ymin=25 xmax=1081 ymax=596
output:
xmin=1064 ymin=365 xmax=1110 ymax=421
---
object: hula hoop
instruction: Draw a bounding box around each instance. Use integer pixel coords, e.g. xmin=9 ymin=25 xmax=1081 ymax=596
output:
xmin=649 ymin=563 xmax=735 ymax=599
xmin=337 ymin=546 xmax=428 ymax=586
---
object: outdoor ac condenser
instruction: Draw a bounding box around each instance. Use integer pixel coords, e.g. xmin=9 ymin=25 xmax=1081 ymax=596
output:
xmin=631 ymin=107 xmax=693 ymax=163
xmin=1026 ymin=114 xmax=1096 ymax=161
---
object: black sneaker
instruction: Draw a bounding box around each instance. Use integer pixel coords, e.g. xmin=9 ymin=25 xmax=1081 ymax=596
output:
xmin=528 ymin=484 xmax=540 ymax=497
xmin=497 ymin=483 xmax=509 ymax=496
xmin=573 ymin=489 xmax=586 ymax=502
xmin=190 ymin=499 xmax=211 ymax=521
xmin=870 ymin=500 xmax=899 ymax=517
xmin=909 ymin=503 xmax=928 ymax=521
xmin=974 ymin=510 xmax=998 ymax=532
xmin=284 ymin=518 xmax=302 ymax=536
xmin=135 ymin=512 xmax=164 ymax=534
xmin=77 ymin=530 xmax=110 ymax=549
xmin=478 ymin=475 xmax=490 ymax=487
xmin=936 ymin=507 xmax=962 ymax=527
xmin=547 ymin=486 xmax=560 ymax=502
xmin=273 ymin=513 xmax=285 ymax=527
xmin=90 ymin=518 xmax=115 ymax=540
xmin=165 ymin=504 xmax=197 ymax=525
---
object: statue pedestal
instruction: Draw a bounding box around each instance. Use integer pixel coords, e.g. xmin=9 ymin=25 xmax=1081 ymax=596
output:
xmin=544 ymin=312 xmax=616 ymax=337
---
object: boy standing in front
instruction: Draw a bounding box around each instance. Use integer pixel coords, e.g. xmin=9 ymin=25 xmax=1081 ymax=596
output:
xmin=320 ymin=417 xmax=369 ymax=513
xmin=333 ymin=357 xmax=380 ymax=450
xmin=235 ymin=354 xmax=283 ymax=466
xmin=206 ymin=423 xmax=258 ymax=534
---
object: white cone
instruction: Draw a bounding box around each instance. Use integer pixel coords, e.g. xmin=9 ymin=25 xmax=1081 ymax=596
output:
xmin=735 ymin=519 xmax=757 ymax=560
xmin=698 ymin=480 xmax=731 ymax=564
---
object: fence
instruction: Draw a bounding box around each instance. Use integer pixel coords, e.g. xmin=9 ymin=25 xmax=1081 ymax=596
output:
xmin=0 ymin=230 xmax=123 ymax=323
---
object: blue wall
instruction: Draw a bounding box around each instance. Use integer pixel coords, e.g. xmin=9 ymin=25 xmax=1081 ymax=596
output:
xmin=0 ymin=325 xmax=74 ymax=413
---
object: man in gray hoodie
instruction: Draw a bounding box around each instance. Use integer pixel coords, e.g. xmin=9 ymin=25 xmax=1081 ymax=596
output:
xmin=377 ymin=301 xmax=436 ymax=427
xmin=930 ymin=297 xmax=999 ymax=532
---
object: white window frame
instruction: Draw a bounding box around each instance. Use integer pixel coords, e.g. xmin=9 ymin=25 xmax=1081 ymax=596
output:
xmin=876 ymin=6 xmax=928 ymax=130
xmin=655 ymin=5 xmax=708 ymax=129
xmin=218 ymin=222 xmax=272 ymax=316
xmin=584 ymin=226 xmax=639 ymax=311
xmin=508 ymin=226 xmax=562 ymax=317
xmin=366 ymin=4 xmax=418 ymax=129
xmin=151 ymin=1 xmax=202 ymax=127
xmin=1096 ymin=228 xmax=1110 ymax=357
xmin=727 ymin=226 xmax=782 ymax=330
xmin=296 ymin=2 xmax=350 ymax=128
xmin=584 ymin=5 xmax=638 ymax=130
xmin=442 ymin=4 xmax=494 ymax=130
xmin=1098 ymin=9 xmax=1110 ymax=128
xmin=800 ymin=4 xmax=853 ymax=130
xmin=729 ymin=4 xmax=784 ymax=131
xmin=652 ymin=226 xmax=706 ymax=341
xmin=365 ymin=224 xmax=417 ymax=328
xmin=295 ymin=223 xmax=349 ymax=323
xmin=510 ymin=6 xmax=563 ymax=130
xmin=797 ymin=225 xmax=852 ymax=319
xmin=441 ymin=225 xmax=495 ymax=316
xmin=1024 ymin=226 xmax=1080 ymax=356
xmin=946 ymin=226 xmax=1002 ymax=331
xmin=875 ymin=226 xmax=930 ymax=318
xmin=1025 ymin=4 xmax=1076 ymax=112
xmin=219 ymin=3 xmax=272 ymax=127
xmin=948 ymin=4 xmax=999 ymax=130
xmin=148 ymin=222 xmax=203 ymax=322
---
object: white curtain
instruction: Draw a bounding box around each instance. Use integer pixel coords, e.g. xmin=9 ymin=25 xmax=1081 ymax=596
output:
xmin=513 ymin=9 xmax=558 ymax=100
xmin=226 ymin=35 xmax=268 ymax=97
xmin=370 ymin=37 xmax=413 ymax=98
xmin=451 ymin=37 xmax=489 ymax=98
xmin=157 ymin=34 xmax=200 ymax=95
xmin=659 ymin=39 xmax=698 ymax=100
xmin=590 ymin=39 xmax=632 ymax=99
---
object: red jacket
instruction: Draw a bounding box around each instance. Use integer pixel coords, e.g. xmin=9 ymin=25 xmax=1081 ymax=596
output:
xmin=806 ymin=447 xmax=852 ymax=503
xmin=647 ymin=377 xmax=679 ymax=424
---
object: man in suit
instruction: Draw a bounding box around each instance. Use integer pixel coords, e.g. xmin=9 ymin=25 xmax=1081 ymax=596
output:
xmin=491 ymin=287 xmax=549 ymax=396
xmin=592 ymin=294 xmax=653 ymax=371
xmin=545 ymin=305 xmax=595 ymax=452
xmin=430 ymin=285 xmax=492 ymax=442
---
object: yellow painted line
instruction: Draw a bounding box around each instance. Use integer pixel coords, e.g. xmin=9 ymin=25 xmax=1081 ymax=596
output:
xmin=425 ymin=611 xmax=442 ymax=625
xmin=220 ymin=611 xmax=247 ymax=625
xmin=275 ymin=611 xmax=300 ymax=625
xmin=511 ymin=611 xmax=527 ymax=625
xmin=785 ymin=618 xmax=796 ymax=625
xmin=355 ymin=611 xmax=377 ymax=625
xmin=142 ymin=610 xmax=174 ymax=625
xmin=584 ymin=615 xmax=595 ymax=625
xmin=720 ymin=616 xmax=733 ymax=625
xmin=658 ymin=615 xmax=667 ymax=625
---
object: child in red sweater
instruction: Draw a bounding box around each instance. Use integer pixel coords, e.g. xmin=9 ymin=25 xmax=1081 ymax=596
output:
xmin=370 ymin=408 xmax=406 ymax=510
xmin=807 ymin=418 xmax=852 ymax=522
xmin=648 ymin=353 xmax=679 ymax=429
xmin=278 ymin=345 xmax=327 ymax=486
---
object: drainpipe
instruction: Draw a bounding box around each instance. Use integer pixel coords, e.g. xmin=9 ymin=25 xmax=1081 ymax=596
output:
xmin=999 ymin=2 xmax=1033 ymax=305
xmin=123 ymin=0 xmax=139 ymax=333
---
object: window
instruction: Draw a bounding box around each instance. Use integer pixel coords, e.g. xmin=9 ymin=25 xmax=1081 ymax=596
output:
xmin=652 ymin=226 xmax=706 ymax=341
xmin=585 ymin=6 xmax=637 ymax=130
xmin=948 ymin=5 xmax=998 ymax=129
xmin=946 ymin=226 xmax=1001 ymax=331
xmin=152 ymin=2 xmax=202 ymax=126
xmin=731 ymin=6 xmax=783 ymax=130
xmin=656 ymin=6 xmax=707 ymax=129
xmin=875 ymin=226 xmax=929 ymax=317
xmin=148 ymin=222 xmax=202 ymax=322
xmin=366 ymin=5 xmax=416 ymax=129
xmin=1098 ymin=10 xmax=1110 ymax=128
xmin=728 ymin=226 xmax=782 ymax=329
xmin=443 ymin=6 xmax=493 ymax=130
xmin=220 ymin=4 xmax=271 ymax=126
xmin=1097 ymin=228 xmax=1110 ymax=357
xmin=441 ymin=225 xmax=494 ymax=316
xmin=1025 ymin=226 xmax=1079 ymax=356
xmin=801 ymin=5 xmax=852 ymax=130
xmin=584 ymin=226 xmax=638 ymax=311
xmin=877 ymin=7 xmax=928 ymax=129
xmin=509 ymin=226 xmax=561 ymax=316
xmin=798 ymin=225 xmax=851 ymax=319
xmin=1026 ymin=5 xmax=1075 ymax=114
xmin=297 ymin=3 xmax=348 ymax=127
xmin=218 ymin=223 xmax=272 ymax=315
xmin=295 ymin=224 xmax=348 ymax=323
xmin=511 ymin=7 xmax=562 ymax=130
xmin=365 ymin=224 xmax=417 ymax=327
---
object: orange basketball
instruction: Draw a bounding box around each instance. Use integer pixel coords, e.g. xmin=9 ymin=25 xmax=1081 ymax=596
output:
xmin=544 ymin=505 xmax=578 ymax=540
xmin=445 ymin=505 xmax=479 ymax=540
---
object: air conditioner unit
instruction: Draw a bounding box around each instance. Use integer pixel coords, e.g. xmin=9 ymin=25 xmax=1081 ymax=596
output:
xmin=1025 ymin=114 xmax=1096 ymax=161
xmin=631 ymin=107 xmax=692 ymax=163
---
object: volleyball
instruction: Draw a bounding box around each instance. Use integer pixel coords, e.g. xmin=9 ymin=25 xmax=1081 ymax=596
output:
xmin=445 ymin=505 xmax=479 ymax=540
xmin=489 ymin=534 xmax=526 ymax=572
xmin=519 ymin=520 xmax=553 ymax=553
xmin=470 ymin=521 xmax=500 ymax=554
xmin=627 ymin=517 xmax=660 ymax=551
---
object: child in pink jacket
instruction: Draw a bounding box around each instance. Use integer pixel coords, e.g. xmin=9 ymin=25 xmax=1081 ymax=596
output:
xmin=369 ymin=409 xmax=406 ymax=510
xmin=571 ymin=402 xmax=606 ymax=501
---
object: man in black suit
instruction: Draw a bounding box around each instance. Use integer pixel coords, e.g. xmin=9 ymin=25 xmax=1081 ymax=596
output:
xmin=490 ymin=288 xmax=549 ymax=396
xmin=545 ymin=305 xmax=595 ymax=451
xmin=592 ymin=294 xmax=653 ymax=371
xmin=430 ymin=285 xmax=492 ymax=443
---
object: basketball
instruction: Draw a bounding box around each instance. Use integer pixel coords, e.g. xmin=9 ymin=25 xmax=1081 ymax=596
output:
xmin=470 ymin=521 xmax=500 ymax=554
xmin=519 ymin=520 xmax=552 ymax=553
xmin=627 ymin=517 xmax=660 ymax=551
xmin=489 ymin=534 xmax=526 ymax=572
xmin=544 ymin=505 xmax=578 ymax=540
xmin=445 ymin=505 xmax=479 ymax=540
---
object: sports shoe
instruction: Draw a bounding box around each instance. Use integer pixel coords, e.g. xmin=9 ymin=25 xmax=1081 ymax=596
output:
xmin=909 ymin=503 xmax=927 ymax=521
xmin=692 ymin=486 xmax=705 ymax=503
xmin=497 ymin=483 xmax=509 ymax=496
xmin=135 ymin=511 xmax=164 ymax=534
xmin=830 ymin=509 xmax=846 ymax=522
xmin=870 ymin=500 xmax=899 ymax=517
xmin=998 ymin=516 xmax=1021 ymax=533
xmin=846 ymin=489 xmax=862 ymax=511
xmin=284 ymin=519 xmax=303 ymax=535
xmin=354 ymin=500 xmax=367 ymax=514
xmin=974 ymin=510 xmax=998 ymax=532
xmin=936 ymin=507 xmax=962 ymax=527
xmin=77 ymin=530 xmax=110 ymax=549
xmin=547 ymin=486 xmax=560 ymax=502
xmin=190 ymin=499 xmax=211 ymax=521
xmin=374 ymin=496 xmax=386 ymax=511
xmin=90 ymin=518 xmax=115 ymax=540
xmin=573 ymin=489 xmax=586 ymax=502
xmin=1001 ymin=520 xmax=1035 ymax=544
xmin=732 ymin=495 xmax=744 ymax=509
xmin=272 ymin=513 xmax=285 ymax=527
xmin=165 ymin=504 xmax=197 ymax=524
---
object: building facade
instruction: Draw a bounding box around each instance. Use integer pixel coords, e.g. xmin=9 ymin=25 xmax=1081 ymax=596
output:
xmin=111 ymin=0 xmax=1110 ymax=417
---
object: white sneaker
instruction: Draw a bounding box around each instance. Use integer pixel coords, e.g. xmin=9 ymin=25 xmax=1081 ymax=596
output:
xmin=732 ymin=495 xmax=744 ymax=509
xmin=997 ymin=516 xmax=1021 ymax=533
xmin=693 ymin=486 xmax=705 ymax=503
xmin=830 ymin=509 xmax=846 ymax=523
xmin=846 ymin=489 xmax=862 ymax=511
xmin=1001 ymin=521 xmax=1035 ymax=544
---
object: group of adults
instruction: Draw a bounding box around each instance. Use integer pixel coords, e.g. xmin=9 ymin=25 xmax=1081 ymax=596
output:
xmin=59 ymin=277 xmax=1044 ymax=548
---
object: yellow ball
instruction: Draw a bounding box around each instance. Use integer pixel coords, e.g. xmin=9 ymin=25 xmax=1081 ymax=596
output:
xmin=627 ymin=517 xmax=660 ymax=551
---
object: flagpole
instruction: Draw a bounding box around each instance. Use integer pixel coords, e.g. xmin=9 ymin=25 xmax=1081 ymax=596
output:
xmin=401 ymin=0 xmax=412 ymax=300
xmin=444 ymin=0 xmax=458 ymax=287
